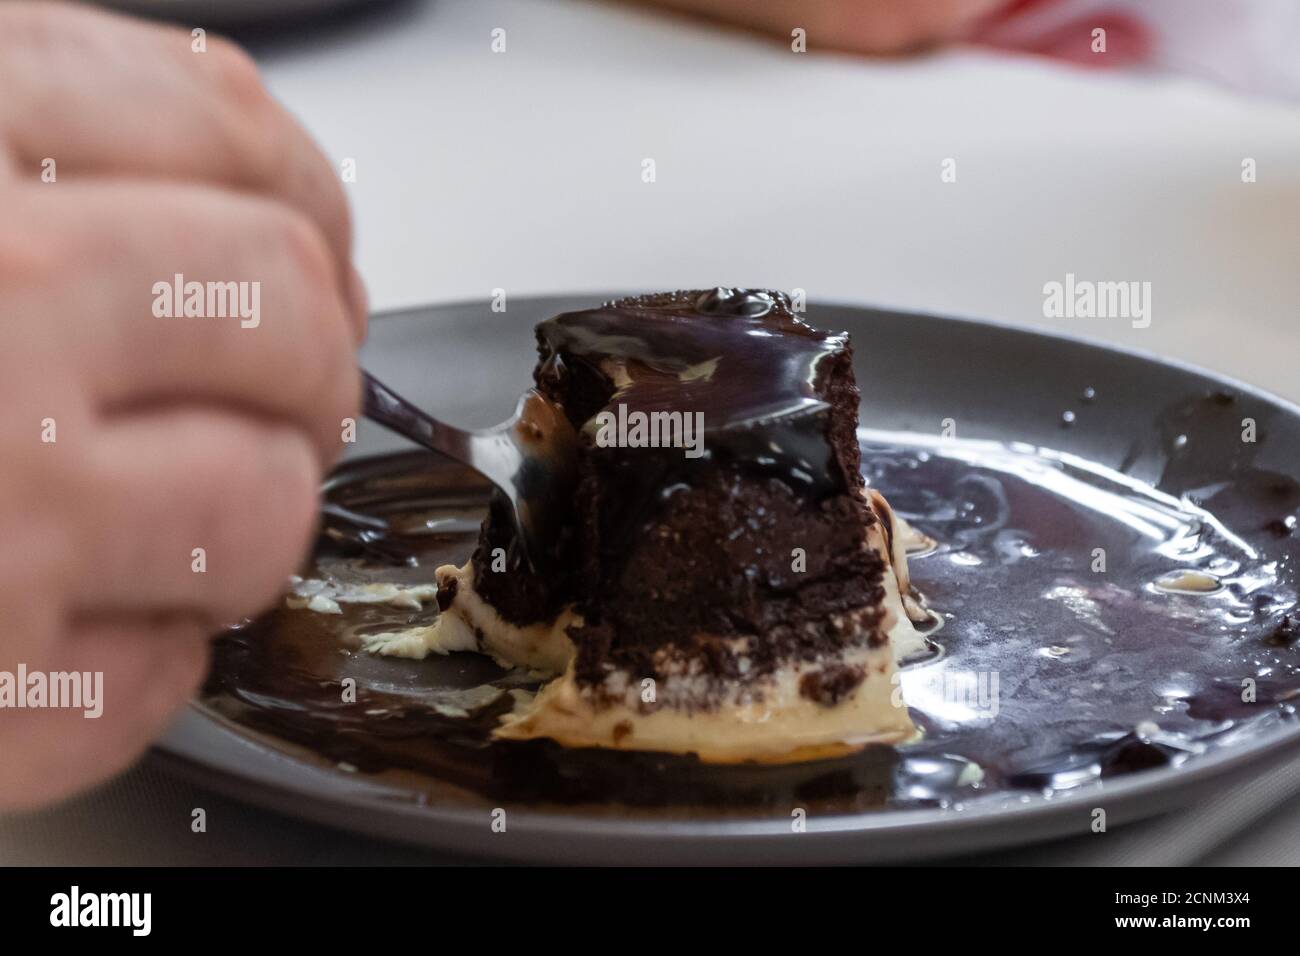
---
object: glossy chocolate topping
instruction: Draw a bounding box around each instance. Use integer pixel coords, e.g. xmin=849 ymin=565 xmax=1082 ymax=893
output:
xmin=533 ymin=288 xmax=861 ymax=496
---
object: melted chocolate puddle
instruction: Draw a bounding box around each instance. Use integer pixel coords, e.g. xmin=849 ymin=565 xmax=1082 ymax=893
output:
xmin=203 ymin=393 xmax=1300 ymax=814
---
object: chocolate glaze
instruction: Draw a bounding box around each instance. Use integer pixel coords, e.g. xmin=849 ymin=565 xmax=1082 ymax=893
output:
xmin=207 ymin=391 xmax=1300 ymax=812
xmin=536 ymin=288 xmax=848 ymax=488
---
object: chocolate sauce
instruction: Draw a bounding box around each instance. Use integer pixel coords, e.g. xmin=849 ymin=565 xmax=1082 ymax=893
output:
xmin=693 ymin=287 xmax=777 ymax=317
xmin=204 ymin=393 xmax=1300 ymax=814
xmin=535 ymin=289 xmax=853 ymax=497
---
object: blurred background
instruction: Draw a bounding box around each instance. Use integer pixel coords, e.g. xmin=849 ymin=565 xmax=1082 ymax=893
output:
xmin=104 ymin=0 xmax=1300 ymax=401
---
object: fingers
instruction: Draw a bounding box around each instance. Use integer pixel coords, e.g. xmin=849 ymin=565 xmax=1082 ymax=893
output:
xmin=0 ymin=617 xmax=209 ymax=812
xmin=4 ymin=182 xmax=361 ymax=464
xmin=644 ymin=0 xmax=1007 ymax=54
xmin=974 ymin=9 xmax=1153 ymax=66
xmin=69 ymin=407 xmax=321 ymax=622
xmin=0 ymin=1 xmax=363 ymax=338
xmin=0 ymin=3 xmax=366 ymax=811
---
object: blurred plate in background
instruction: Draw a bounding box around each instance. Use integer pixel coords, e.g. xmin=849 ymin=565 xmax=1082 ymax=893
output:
xmin=96 ymin=0 xmax=379 ymax=29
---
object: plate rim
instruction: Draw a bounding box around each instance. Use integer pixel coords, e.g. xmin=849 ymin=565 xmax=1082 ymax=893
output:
xmin=158 ymin=699 xmax=1300 ymax=842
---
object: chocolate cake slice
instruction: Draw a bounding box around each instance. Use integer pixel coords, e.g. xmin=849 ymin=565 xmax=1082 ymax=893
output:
xmin=411 ymin=289 xmax=932 ymax=762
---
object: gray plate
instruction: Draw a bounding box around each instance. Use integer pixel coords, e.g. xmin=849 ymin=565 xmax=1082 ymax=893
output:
xmin=153 ymin=295 xmax=1300 ymax=864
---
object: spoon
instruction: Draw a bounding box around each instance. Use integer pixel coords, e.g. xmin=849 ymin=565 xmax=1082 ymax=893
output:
xmin=359 ymin=371 xmax=579 ymax=574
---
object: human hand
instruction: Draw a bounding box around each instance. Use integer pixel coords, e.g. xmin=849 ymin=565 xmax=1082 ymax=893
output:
xmin=634 ymin=0 xmax=1011 ymax=55
xmin=0 ymin=2 xmax=364 ymax=809
xmin=633 ymin=0 xmax=1152 ymax=63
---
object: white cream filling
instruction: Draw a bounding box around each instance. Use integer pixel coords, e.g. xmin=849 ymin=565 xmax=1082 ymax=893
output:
xmin=359 ymin=564 xmax=579 ymax=674
xmin=285 ymin=576 xmax=439 ymax=615
xmin=495 ymin=640 xmax=914 ymax=763
xmin=865 ymin=489 xmax=935 ymax=664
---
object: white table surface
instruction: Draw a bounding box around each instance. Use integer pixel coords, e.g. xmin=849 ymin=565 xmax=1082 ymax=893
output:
xmin=3 ymin=0 xmax=1298 ymax=865
xmin=259 ymin=0 xmax=1300 ymax=403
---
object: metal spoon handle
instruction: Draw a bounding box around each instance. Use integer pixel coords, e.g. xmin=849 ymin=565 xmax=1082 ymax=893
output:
xmin=362 ymin=370 xmax=472 ymax=462
xmin=361 ymin=370 xmax=529 ymax=507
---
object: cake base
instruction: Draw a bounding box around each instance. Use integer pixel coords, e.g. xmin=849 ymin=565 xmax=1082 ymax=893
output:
xmin=494 ymin=623 xmax=917 ymax=764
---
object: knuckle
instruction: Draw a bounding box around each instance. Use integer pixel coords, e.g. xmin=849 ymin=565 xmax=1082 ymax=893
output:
xmin=321 ymin=302 xmax=360 ymax=392
xmin=303 ymin=315 xmax=353 ymax=426
xmin=249 ymin=436 xmax=320 ymax=589
xmin=0 ymin=195 xmax=61 ymax=288
xmin=203 ymin=37 xmax=285 ymax=185
xmin=205 ymin=36 xmax=269 ymax=112
xmin=312 ymin=162 xmax=353 ymax=254
xmin=320 ymin=359 xmax=361 ymax=464
xmin=0 ymin=3 xmax=70 ymax=53
xmin=273 ymin=207 xmax=338 ymax=299
xmin=263 ymin=208 xmax=356 ymax=418
xmin=198 ymin=429 xmax=319 ymax=616
xmin=248 ymin=430 xmax=318 ymax=544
